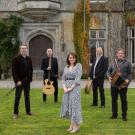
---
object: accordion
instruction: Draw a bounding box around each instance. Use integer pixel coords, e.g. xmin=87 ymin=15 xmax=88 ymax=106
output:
xmin=111 ymin=71 xmax=128 ymax=89
xmin=110 ymin=59 xmax=128 ymax=90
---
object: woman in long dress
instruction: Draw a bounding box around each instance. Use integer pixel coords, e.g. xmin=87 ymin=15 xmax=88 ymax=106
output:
xmin=60 ymin=52 xmax=83 ymax=133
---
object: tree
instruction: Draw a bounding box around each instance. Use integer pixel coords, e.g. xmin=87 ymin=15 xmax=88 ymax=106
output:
xmin=0 ymin=15 xmax=23 ymax=79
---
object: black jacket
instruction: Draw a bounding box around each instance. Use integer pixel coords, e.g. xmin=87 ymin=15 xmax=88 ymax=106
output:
xmin=12 ymin=55 xmax=33 ymax=83
xmin=90 ymin=56 xmax=108 ymax=80
xmin=41 ymin=57 xmax=58 ymax=80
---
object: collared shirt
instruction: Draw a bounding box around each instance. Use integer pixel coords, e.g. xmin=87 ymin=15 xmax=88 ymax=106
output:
xmin=93 ymin=55 xmax=102 ymax=79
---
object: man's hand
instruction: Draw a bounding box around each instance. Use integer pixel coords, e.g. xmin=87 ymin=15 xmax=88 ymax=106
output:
xmin=108 ymin=77 xmax=112 ymax=82
xmin=47 ymin=67 xmax=51 ymax=70
xmin=55 ymin=75 xmax=59 ymax=78
xmin=17 ymin=81 xmax=22 ymax=86
xmin=125 ymin=79 xmax=129 ymax=83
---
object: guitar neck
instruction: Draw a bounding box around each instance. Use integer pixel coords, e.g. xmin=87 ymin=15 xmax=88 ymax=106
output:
xmin=48 ymin=57 xmax=52 ymax=82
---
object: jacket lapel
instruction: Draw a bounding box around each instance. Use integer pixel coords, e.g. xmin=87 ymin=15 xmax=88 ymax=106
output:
xmin=95 ymin=56 xmax=103 ymax=69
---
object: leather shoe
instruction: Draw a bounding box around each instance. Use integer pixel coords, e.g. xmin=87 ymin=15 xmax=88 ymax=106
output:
xmin=90 ymin=104 xmax=97 ymax=106
xmin=122 ymin=117 xmax=127 ymax=121
xmin=26 ymin=112 xmax=33 ymax=115
xmin=110 ymin=116 xmax=117 ymax=119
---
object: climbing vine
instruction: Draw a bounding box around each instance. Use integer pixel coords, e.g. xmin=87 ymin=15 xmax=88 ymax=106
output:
xmin=73 ymin=0 xmax=90 ymax=77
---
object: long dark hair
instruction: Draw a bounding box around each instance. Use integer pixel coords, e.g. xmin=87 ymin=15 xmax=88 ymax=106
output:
xmin=66 ymin=52 xmax=78 ymax=67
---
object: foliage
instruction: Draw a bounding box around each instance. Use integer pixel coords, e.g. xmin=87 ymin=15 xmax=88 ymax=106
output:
xmin=125 ymin=11 xmax=135 ymax=26
xmin=73 ymin=0 xmax=90 ymax=77
xmin=0 ymin=15 xmax=23 ymax=78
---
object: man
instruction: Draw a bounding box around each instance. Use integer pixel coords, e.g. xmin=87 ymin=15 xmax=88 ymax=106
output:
xmin=12 ymin=44 xmax=33 ymax=119
xmin=90 ymin=47 xmax=108 ymax=108
xmin=107 ymin=48 xmax=132 ymax=121
xmin=41 ymin=48 xmax=58 ymax=102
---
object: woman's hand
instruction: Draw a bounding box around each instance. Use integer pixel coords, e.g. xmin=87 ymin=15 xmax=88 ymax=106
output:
xmin=63 ymin=84 xmax=76 ymax=93
xmin=64 ymin=87 xmax=69 ymax=93
xmin=67 ymin=87 xmax=72 ymax=92
xmin=64 ymin=87 xmax=72 ymax=93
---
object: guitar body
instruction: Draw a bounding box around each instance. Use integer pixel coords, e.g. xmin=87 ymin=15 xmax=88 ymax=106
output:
xmin=43 ymin=79 xmax=55 ymax=95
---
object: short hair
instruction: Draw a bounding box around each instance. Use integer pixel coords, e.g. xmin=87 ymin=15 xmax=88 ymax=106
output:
xmin=47 ymin=48 xmax=52 ymax=51
xmin=66 ymin=52 xmax=78 ymax=67
xmin=97 ymin=47 xmax=103 ymax=50
xmin=116 ymin=48 xmax=125 ymax=54
xmin=20 ymin=43 xmax=27 ymax=49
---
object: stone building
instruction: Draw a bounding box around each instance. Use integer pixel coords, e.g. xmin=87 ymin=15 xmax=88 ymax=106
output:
xmin=0 ymin=0 xmax=135 ymax=78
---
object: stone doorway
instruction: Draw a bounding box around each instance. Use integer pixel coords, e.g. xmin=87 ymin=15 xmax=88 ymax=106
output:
xmin=29 ymin=35 xmax=53 ymax=70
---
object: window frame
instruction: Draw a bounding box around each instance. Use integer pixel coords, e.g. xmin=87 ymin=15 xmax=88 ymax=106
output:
xmin=89 ymin=28 xmax=107 ymax=63
xmin=90 ymin=0 xmax=108 ymax=3
xmin=128 ymin=27 xmax=135 ymax=65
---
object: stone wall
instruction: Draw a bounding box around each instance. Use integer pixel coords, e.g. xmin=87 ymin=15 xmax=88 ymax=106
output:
xmin=0 ymin=0 xmax=17 ymax=11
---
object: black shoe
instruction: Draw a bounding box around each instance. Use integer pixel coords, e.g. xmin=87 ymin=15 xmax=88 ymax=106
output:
xmin=122 ymin=117 xmax=127 ymax=121
xmin=110 ymin=116 xmax=117 ymax=119
xmin=43 ymin=99 xmax=46 ymax=102
xmin=26 ymin=112 xmax=33 ymax=115
xmin=90 ymin=104 xmax=97 ymax=106
xmin=54 ymin=100 xmax=58 ymax=103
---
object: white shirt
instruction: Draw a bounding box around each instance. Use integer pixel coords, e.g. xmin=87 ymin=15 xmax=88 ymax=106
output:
xmin=93 ymin=55 xmax=102 ymax=79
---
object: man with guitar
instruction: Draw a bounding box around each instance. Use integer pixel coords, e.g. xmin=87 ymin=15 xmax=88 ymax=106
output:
xmin=12 ymin=44 xmax=33 ymax=119
xmin=41 ymin=48 xmax=58 ymax=102
xmin=107 ymin=48 xmax=132 ymax=121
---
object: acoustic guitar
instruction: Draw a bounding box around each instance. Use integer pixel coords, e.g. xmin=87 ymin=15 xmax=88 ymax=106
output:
xmin=42 ymin=57 xmax=55 ymax=95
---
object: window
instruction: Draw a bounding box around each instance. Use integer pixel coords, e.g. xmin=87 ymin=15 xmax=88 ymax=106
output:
xmin=128 ymin=27 xmax=135 ymax=64
xmin=90 ymin=0 xmax=108 ymax=3
xmin=89 ymin=29 xmax=107 ymax=63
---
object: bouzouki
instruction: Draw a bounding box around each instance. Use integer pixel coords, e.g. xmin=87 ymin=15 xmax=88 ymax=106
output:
xmin=5 ymin=77 xmax=27 ymax=96
xmin=42 ymin=57 xmax=55 ymax=95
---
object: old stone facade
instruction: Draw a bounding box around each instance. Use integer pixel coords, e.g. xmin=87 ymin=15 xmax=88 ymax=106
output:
xmin=0 ymin=0 xmax=135 ymax=78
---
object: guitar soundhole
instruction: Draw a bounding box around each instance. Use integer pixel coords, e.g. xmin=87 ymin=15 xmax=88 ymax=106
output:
xmin=47 ymin=81 xmax=51 ymax=85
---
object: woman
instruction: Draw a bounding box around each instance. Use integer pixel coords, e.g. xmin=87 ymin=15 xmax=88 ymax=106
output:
xmin=60 ymin=52 xmax=83 ymax=133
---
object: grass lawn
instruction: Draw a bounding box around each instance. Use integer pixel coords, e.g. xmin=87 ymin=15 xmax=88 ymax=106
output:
xmin=0 ymin=88 xmax=135 ymax=135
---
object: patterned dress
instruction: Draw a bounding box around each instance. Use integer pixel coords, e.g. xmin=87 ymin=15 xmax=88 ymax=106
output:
xmin=60 ymin=63 xmax=83 ymax=124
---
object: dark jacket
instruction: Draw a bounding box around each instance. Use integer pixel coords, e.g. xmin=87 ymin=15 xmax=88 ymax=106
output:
xmin=41 ymin=57 xmax=58 ymax=80
xmin=12 ymin=55 xmax=33 ymax=83
xmin=90 ymin=56 xmax=108 ymax=80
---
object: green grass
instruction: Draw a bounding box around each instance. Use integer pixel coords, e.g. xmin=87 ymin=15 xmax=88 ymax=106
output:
xmin=0 ymin=88 xmax=135 ymax=135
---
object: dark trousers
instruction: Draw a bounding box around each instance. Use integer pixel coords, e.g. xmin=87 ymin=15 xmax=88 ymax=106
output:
xmin=111 ymin=87 xmax=127 ymax=118
xmin=92 ymin=78 xmax=105 ymax=106
xmin=14 ymin=83 xmax=31 ymax=114
xmin=43 ymin=79 xmax=58 ymax=102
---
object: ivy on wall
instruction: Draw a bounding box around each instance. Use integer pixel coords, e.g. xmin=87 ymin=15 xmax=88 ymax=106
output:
xmin=73 ymin=0 xmax=90 ymax=77
xmin=0 ymin=15 xmax=23 ymax=79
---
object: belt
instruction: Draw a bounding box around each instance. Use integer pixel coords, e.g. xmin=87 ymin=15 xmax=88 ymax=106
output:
xmin=65 ymin=78 xmax=75 ymax=80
